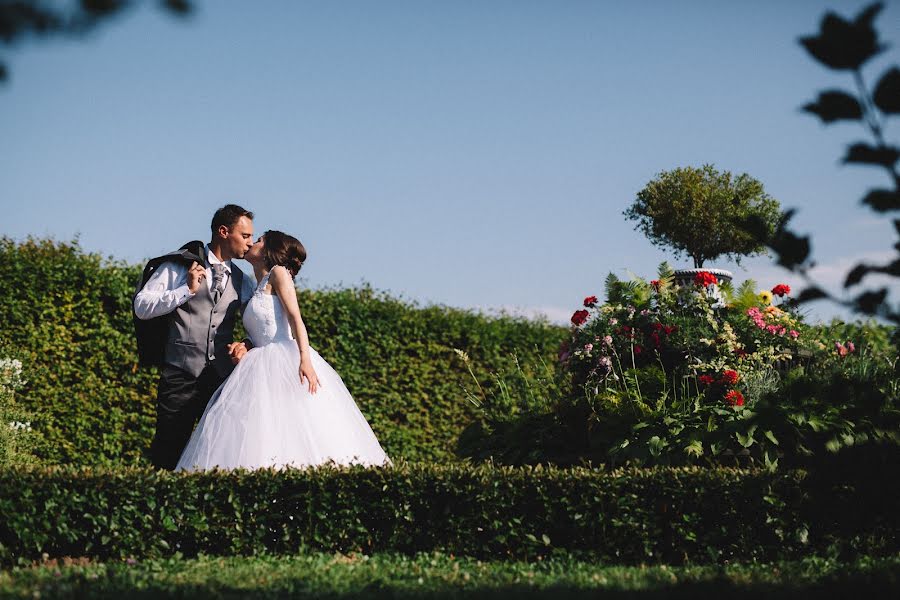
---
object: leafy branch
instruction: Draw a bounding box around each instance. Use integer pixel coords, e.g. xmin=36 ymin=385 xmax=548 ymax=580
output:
xmin=752 ymin=2 xmax=899 ymax=323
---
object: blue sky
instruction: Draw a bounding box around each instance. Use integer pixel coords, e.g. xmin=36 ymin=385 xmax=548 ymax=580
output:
xmin=3 ymin=0 xmax=898 ymax=324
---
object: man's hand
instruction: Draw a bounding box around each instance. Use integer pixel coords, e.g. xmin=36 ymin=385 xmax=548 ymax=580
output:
xmin=227 ymin=341 xmax=250 ymax=365
xmin=186 ymin=261 xmax=206 ymax=294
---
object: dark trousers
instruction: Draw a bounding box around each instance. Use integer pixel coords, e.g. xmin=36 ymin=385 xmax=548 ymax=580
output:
xmin=150 ymin=364 xmax=225 ymax=470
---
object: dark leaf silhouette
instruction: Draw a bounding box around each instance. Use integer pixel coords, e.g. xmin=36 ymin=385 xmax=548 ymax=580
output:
xmin=843 ymin=143 xmax=900 ymax=168
xmin=162 ymin=0 xmax=192 ymax=16
xmin=799 ymin=3 xmax=886 ymax=71
xmin=0 ymin=0 xmax=193 ymax=84
xmin=795 ymin=286 xmax=829 ymax=303
xmin=874 ymin=258 xmax=900 ymax=277
xmin=82 ymin=1 xmax=125 ymax=17
xmin=873 ymin=66 xmax=900 ymax=114
xmin=861 ymin=189 xmax=900 ymax=212
xmin=802 ymin=90 xmax=863 ymax=123
xmin=844 ymin=263 xmax=870 ymax=288
xmin=0 ymin=2 xmax=63 ymax=44
xmin=768 ymin=210 xmax=811 ymax=269
xmin=853 ymin=288 xmax=888 ymax=314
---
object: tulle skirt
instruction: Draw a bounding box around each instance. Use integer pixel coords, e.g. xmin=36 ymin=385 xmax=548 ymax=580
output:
xmin=176 ymin=340 xmax=391 ymax=471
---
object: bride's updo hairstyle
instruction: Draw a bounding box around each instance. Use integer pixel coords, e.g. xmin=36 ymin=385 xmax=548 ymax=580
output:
xmin=263 ymin=230 xmax=307 ymax=278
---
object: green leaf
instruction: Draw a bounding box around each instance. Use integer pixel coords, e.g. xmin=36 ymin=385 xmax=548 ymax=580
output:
xmin=647 ymin=435 xmax=668 ymax=457
xmin=764 ymin=430 xmax=779 ymax=446
xmin=684 ymin=440 xmax=704 ymax=457
xmin=736 ymin=425 xmax=757 ymax=448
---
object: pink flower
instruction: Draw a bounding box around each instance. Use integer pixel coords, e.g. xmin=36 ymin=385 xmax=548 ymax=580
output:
xmin=603 ymin=335 xmax=613 ymax=346
xmin=847 ymin=341 xmax=856 ymax=353
xmin=583 ymin=343 xmax=594 ymax=353
xmin=789 ymin=330 xmax=800 ymax=338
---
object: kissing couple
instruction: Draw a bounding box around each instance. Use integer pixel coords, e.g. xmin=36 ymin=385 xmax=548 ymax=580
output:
xmin=134 ymin=204 xmax=390 ymax=471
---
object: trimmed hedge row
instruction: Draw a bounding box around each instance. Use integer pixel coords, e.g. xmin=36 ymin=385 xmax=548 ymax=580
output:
xmin=1 ymin=462 xmax=896 ymax=566
xmin=0 ymin=237 xmax=566 ymax=465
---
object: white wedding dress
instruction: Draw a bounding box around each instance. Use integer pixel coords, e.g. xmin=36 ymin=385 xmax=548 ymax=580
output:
xmin=176 ymin=268 xmax=391 ymax=471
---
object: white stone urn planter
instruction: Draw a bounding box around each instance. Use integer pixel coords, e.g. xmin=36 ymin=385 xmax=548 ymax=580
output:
xmin=672 ymin=268 xmax=733 ymax=307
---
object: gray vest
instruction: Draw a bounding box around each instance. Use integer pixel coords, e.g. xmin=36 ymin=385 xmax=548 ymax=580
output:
xmin=163 ymin=264 xmax=244 ymax=378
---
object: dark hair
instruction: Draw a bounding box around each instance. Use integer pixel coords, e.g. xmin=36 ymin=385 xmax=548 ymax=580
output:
xmin=211 ymin=204 xmax=254 ymax=235
xmin=263 ymin=230 xmax=307 ymax=278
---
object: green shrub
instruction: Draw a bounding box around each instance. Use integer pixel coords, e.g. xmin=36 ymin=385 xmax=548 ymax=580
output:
xmin=1 ymin=462 xmax=896 ymax=566
xmin=0 ymin=237 xmax=565 ymax=465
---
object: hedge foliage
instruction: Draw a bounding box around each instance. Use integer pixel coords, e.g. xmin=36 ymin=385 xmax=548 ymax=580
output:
xmin=0 ymin=237 xmax=566 ymax=465
xmin=1 ymin=460 xmax=897 ymax=566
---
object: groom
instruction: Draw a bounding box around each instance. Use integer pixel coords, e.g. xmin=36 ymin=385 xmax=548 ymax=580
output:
xmin=134 ymin=204 xmax=257 ymax=470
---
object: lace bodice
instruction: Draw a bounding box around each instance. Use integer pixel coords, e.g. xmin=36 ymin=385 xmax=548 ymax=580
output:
xmin=242 ymin=270 xmax=294 ymax=348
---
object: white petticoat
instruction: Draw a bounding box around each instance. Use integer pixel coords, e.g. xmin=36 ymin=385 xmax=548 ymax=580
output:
xmin=175 ymin=341 xmax=391 ymax=471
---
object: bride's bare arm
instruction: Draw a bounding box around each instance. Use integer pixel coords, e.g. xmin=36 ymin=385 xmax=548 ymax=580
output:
xmin=270 ymin=265 xmax=320 ymax=393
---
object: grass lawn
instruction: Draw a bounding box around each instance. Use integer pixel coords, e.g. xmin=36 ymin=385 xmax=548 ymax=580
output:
xmin=1 ymin=552 xmax=898 ymax=599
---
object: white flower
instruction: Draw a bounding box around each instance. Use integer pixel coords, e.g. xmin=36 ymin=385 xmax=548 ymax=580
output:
xmin=609 ymin=318 xmax=618 ymax=325
xmin=603 ymin=335 xmax=613 ymax=346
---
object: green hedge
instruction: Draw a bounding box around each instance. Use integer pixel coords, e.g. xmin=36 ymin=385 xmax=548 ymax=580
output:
xmin=0 ymin=238 xmax=566 ymax=465
xmin=1 ymin=462 xmax=897 ymax=566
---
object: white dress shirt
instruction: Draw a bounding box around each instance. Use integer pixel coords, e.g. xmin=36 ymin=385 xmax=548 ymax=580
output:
xmin=134 ymin=245 xmax=256 ymax=320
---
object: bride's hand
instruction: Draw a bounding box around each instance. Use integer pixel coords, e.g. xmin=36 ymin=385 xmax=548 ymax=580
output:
xmin=300 ymin=362 xmax=320 ymax=394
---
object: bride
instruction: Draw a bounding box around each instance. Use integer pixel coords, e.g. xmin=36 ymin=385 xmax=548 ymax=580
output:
xmin=176 ymin=230 xmax=390 ymax=471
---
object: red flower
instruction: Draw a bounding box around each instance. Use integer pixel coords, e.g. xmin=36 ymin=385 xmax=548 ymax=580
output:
xmin=720 ymin=370 xmax=739 ymax=385
xmin=583 ymin=295 xmax=598 ymax=308
xmin=734 ymin=347 xmax=748 ymax=357
xmin=693 ymin=271 xmax=718 ymax=287
xmin=650 ymin=332 xmax=661 ymax=347
xmin=771 ymin=284 xmax=791 ymax=297
xmin=633 ymin=345 xmax=643 ymax=355
xmin=663 ymin=325 xmax=677 ymax=335
xmin=571 ymin=310 xmax=589 ymax=326
xmin=699 ymin=375 xmax=715 ymax=386
xmin=651 ymin=322 xmax=664 ymax=331
xmin=725 ymin=390 xmax=745 ymax=407
xmin=650 ymin=279 xmax=661 ymax=290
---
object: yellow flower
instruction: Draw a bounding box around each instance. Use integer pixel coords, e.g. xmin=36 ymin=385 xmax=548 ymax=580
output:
xmin=759 ymin=290 xmax=773 ymax=305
